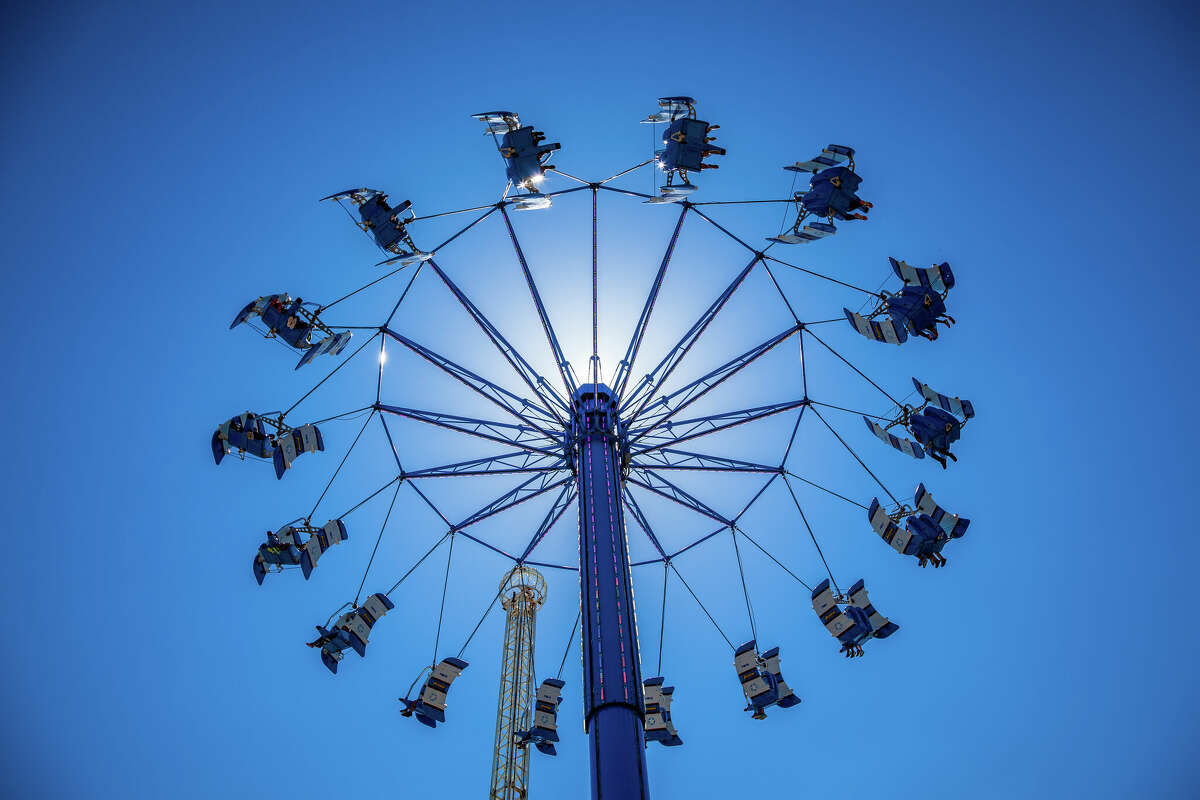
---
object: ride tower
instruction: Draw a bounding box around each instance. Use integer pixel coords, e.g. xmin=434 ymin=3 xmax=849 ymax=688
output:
xmin=573 ymin=384 xmax=649 ymax=800
xmin=491 ymin=567 xmax=547 ymax=800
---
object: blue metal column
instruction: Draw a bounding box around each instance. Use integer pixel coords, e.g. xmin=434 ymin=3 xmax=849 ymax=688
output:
xmin=573 ymin=383 xmax=649 ymax=800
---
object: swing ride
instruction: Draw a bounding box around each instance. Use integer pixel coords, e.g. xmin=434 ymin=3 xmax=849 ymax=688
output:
xmin=211 ymin=95 xmax=979 ymax=800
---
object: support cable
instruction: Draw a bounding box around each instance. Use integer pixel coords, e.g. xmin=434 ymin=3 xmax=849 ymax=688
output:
xmin=809 ymin=405 xmax=900 ymax=506
xmin=354 ymin=479 xmax=403 ymax=605
xmin=318 ymin=263 xmax=413 ymax=313
xmin=785 ymin=470 xmax=870 ymax=510
xmin=283 ymin=332 xmax=379 ymax=418
xmin=456 ymin=565 xmax=520 ymax=659
xmin=432 ymin=533 xmax=456 ymax=662
xmin=600 ymin=158 xmax=656 ymax=185
xmin=781 ymin=474 xmax=840 ymax=596
xmin=308 ymin=409 xmax=375 ymax=521
xmin=385 ymin=532 xmax=451 ymax=596
xmin=556 ymin=608 xmax=582 ymax=680
xmin=669 ymin=562 xmax=734 ymax=650
xmin=335 ymin=474 xmax=403 ymax=522
xmin=656 ymin=563 xmax=668 ymax=675
xmin=734 ymin=526 xmax=812 ymax=591
xmin=763 ymin=254 xmax=880 ymax=296
xmin=803 ymin=327 xmax=902 ymax=406
xmin=730 ymin=526 xmax=758 ymax=643
xmin=384 ymin=261 xmax=426 ymax=327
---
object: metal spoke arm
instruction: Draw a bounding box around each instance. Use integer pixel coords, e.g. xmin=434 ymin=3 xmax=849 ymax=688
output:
xmin=402 ymin=449 xmax=565 ymax=479
xmin=451 ymin=472 xmax=574 ymax=533
xmin=627 ymin=322 xmax=802 ymax=443
xmin=499 ymin=206 xmax=578 ymax=398
xmin=381 ymin=328 xmax=561 ymax=435
xmin=631 ymin=447 xmax=782 ymax=474
xmin=518 ymin=482 xmax=578 ymax=562
xmin=426 ymin=258 xmax=570 ymax=422
xmin=625 ymin=467 xmax=732 ymax=526
xmin=611 ymin=206 xmax=688 ymax=399
xmin=620 ymin=487 xmax=669 ymax=560
xmin=629 ymin=398 xmax=810 ymax=456
xmin=621 ymin=253 xmax=762 ymax=422
xmin=375 ymin=403 xmax=560 ymax=456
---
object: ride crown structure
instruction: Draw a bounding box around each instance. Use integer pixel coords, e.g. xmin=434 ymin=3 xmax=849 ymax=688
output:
xmin=214 ymin=95 xmax=978 ymax=800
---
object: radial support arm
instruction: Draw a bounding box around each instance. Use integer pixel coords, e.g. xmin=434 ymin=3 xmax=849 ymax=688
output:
xmin=426 ymin=258 xmax=570 ymax=422
xmin=375 ymin=403 xmax=560 ymax=456
xmin=631 ymin=448 xmax=783 ymax=474
xmin=630 ymin=399 xmax=810 ymax=456
xmin=517 ymin=482 xmax=579 ymax=562
xmin=382 ymin=328 xmax=561 ymax=436
xmin=626 ymin=467 xmax=732 ymax=526
xmin=452 ymin=472 xmax=574 ymax=533
xmin=621 ymin=253 xmax=762 ymax=422
xmin=402 ymin=449 xmax=565 ymax=479
xmin=499 ymin=206 xmax=579 ymax=398
xmin=620 ymin=487 xmax=670 ymax=561
xmin=628 ymin=322 xmax=802 ymax=444
xmin=611 ymin=206 xmax=689 ymax=399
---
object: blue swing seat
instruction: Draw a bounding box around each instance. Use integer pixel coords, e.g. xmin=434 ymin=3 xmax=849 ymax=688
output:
xmin=400 ymin=657 xmax=470 ymax=728
xmin=253 ymin=526 xmax=303 ymax=585
xmin=272 ymin=423 xmax=324 ymax=479
xmin=812 ymin=578 xmax=898 ymax=656
xmin=499 ymin=126 xmax=560 ymax=188
xmin=212 ymin=412 xmax=274 ymax=464
xmin=309 ymin=593 xmax=394 ymax=674
xmin=660 ymin=117 xmax=724 ymax=174
xmin=517 ymin=678 xmax=566 ymax=755
xmin=801 ymin=166 xmax=868 ymax=221
xmin=785 ymin=144 xmax=855 ymax=174
xmin=910 ymin=407 xmax=961 ymax=454
xmin=734 ymin=640 xmax=800 ymax=718
xmin=643 ymin=676 xmax=682 ymax=747
xmin=886 ymin=286 xmax=946 ymax=339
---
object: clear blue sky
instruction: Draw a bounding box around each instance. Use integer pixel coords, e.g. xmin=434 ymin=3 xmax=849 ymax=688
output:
xmin=2 ymin=1 xmax=1197 ymax=798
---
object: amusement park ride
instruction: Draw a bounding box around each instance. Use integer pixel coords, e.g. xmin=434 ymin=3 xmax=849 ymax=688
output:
xmin=213 ymin=96 xmax=977 ymax=799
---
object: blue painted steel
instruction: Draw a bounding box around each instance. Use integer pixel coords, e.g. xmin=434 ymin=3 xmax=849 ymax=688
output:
xmin=573 ymin=383 xmax=649 ymax=800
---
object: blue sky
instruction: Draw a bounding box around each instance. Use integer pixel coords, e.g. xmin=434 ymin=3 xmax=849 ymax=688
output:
xmin=2 ymin=1 xmax=1198 ymax=797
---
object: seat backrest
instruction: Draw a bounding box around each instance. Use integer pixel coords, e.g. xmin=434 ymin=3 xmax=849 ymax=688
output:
xmin=421 ymin=657 xmax=469 ymax=710
xmin=868 ymin=498 xmax=914 ymax=554
xmin=914 ymin=484 xmax=970 ymax=538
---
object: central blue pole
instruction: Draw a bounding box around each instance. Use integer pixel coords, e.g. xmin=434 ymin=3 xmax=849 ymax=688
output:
xmin=573 ymin=383 xmax=650 ymax=800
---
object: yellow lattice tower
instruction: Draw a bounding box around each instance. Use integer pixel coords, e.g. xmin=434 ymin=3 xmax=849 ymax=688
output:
xmin=490 ymin=566 xmax=548 ymax=800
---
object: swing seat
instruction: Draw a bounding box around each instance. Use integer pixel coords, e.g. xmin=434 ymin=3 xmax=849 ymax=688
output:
xmin=886 ymin=286 xmax=945 ymax=337
xmin=660 ymin=118 xmax=721 ymax=173
xmin=272 ymin=423 xmax=324 ymax=479
xmin=890 ymin=258 xmax=955 ymax=294
xmin=641 ymin=96 xmax=695 ymax=124
xmin=500 ymin=127 xmax=560 ymax=187
xmin=253 ymin=527 xmax=303 ymax=585
xmin=212 ymin=413 xmax=274 ymax=464
xmin=519 ymin=678 xmax=566 ymax=754
xmin=645 ymin=183 xmax=697 ymax=204
xmin=845 ymin=307 xmax=908 ymax=344
xmin=295 ymin=331 xmax=353 ymax=369
xmin=313 ymin=593 xmax=394 ymax=674
xmin=785 ymin=144 xmax=855 ymax=173
xmin=768 ymin=221 xmax=836 ymax=245
xmin=865 ymin=417 xmax=924 ymax=459
xmin=300 ymin=519 xmax=348 ymax=579
xmin=910 ymin=407 xmax=961 ymax=452
xmin=402 ymin=657 xmax=470 ymax=728
xmin=512 ymin=192 xmax=552 ymax=211
xmin=912 ymin=378 xmax=975 ymax=420
xmin=914 ymin=484 xmax=970 ymax=539
xmin=644 ymin=677 xmax=683 ymax=746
